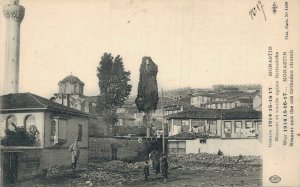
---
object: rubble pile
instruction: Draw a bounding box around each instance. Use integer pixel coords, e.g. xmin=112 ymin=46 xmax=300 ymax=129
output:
xmin=77 ymin=160 xmax=144 ymax=186
xmin=38 ymin=154 xmax=261 ymax=186
xmin=169 ymin=153 xmax=262 ymax=170
xmin=46 ymin=165 xmax=61 ymax=177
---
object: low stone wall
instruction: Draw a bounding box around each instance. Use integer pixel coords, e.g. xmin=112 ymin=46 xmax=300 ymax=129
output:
xmin=17 ymin=148 xmax=42 ymax=180
xmin=185 ymin=138 xmax=262 ymax=156
xmin=89 ymin=137 xmax=148 ymax=162
xmin=41 ymin=148 xmax=88 ymax=169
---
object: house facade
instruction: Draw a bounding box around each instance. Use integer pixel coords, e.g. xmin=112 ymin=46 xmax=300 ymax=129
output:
xmin=167 ymin=108 xmax=262 ymax=156
xmin=204 ymin=100 xmax=241 ymax=109
xmin=191 ymin=93 xmax=226 ymax=108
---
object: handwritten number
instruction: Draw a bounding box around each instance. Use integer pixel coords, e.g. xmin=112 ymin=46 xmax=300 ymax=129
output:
xmin=249 ymin=0 xmax=267 ymax=21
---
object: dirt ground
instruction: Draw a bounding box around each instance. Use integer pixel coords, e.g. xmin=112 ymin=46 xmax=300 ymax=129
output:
xmin=12 ymin=162 xmax=261 ymax=187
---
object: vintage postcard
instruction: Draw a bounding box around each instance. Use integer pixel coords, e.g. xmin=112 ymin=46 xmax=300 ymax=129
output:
xmin=0 ymin=0 xmax=299 ymax=186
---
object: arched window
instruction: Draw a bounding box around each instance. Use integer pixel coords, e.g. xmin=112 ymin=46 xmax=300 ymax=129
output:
xmin=24 ymin=115 xmax=35 ymax=131
xmin=7 ymin=115 xmax=17 ymax=131
xmin=74 ymin=84 xmax=77 ymax=93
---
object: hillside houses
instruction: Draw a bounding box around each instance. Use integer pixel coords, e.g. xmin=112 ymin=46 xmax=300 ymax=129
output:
xmin=191 ymin=90 xmax=261 ymax=110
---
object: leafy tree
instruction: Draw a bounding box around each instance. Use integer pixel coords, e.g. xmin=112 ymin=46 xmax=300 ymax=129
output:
xmin=96 ymin=53 xmax=132 ymax=133
xmin=1 ymin=123 xmax=40 ymax=146
xmin=135 ymin=56 xmax=159 ymax=137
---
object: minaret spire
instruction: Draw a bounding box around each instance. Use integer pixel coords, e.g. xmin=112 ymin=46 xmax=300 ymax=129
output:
xmin=3 ymin=0 xmax=25 ymax=94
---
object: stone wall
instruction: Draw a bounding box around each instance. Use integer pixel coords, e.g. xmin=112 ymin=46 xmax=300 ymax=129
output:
xmin=17 ymin=148 xmax=42 ymax=180
xmin=184 ymin=138 xmax=262 ymax=156
xmin=40 ymin=148 xmax=88 ymax=169
xmin=89 ymin=137 xmax=149 ymax=162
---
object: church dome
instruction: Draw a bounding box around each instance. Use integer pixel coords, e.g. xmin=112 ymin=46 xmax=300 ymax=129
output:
xmin=59 ymin=75 xmax=84 ymax=85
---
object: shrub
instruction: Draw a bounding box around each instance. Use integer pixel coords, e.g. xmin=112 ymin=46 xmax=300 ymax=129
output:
xmin=1 ymin=123 xmax=40 ymax=146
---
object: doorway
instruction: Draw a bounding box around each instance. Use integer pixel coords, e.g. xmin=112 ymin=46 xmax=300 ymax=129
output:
xmin=3 ymin=152 xmax=19 ymax=184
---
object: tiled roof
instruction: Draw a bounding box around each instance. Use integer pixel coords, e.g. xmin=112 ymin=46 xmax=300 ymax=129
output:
xmin=0 ymin=93 xmax=91 ymax=116
xmin=166 ymin=109 xmax=221 ymax=119
xmin=192 ymin=91 xmax=259 ymax=100
xmin=166 ymin=108 xmax=261 ymax=120
xmin=167 ymin=132 xmax=199 ymax=140
xmin=237 ymin=98 xmax=253 ymax=103
xmin=205 ymin=100 xmax=238 ymax=105
xmin=221 ymin=108 xmax=261 ymax=119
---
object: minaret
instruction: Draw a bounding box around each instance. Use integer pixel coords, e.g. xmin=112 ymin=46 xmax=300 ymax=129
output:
xmin=3 ymin=0 xmax=25 ymax=94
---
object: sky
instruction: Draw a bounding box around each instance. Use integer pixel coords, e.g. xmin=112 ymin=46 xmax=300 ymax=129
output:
xmin=0 ymin=0 xmax=269 ymax=99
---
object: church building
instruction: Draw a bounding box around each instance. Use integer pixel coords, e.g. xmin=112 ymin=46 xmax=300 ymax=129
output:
xmin=52 ymin=74 xmax=91 ymax=113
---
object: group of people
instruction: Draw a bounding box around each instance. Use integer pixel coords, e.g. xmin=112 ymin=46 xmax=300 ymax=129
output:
xmin=144 ymin=149 xmax=168 ymax=182
xmin=69 ymin=140 xmax=169 ymax=184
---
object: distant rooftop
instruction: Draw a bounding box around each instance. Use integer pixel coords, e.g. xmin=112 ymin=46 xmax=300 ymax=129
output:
xmin=166 ymin=108 xmax=261 ymax=120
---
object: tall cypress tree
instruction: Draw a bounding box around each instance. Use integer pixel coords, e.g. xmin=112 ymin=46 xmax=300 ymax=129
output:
xmin=135 ymin=56 xmax=159 ymax=137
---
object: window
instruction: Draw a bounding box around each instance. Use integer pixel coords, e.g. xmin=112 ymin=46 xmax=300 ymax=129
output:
xmin=191 ymin=120 xmax=205 ymax=133
xmin=235 ymin=121 xmax=242 ymax=133
xmin=245 ymin=121 xmax=255 ymax=137
xmin=255 ymin=121 xmax=262 ymax=138
xmin=25 ymin=115 xmax=36 ymax=131
xmin=58 ymin=119 xmax=67 ymax=141
xmin=199 ymin=139 xmax=207 ymax=144
xmin=78 ymin=124 xmax=83 ymax=141
xmin=208 ymin=120 xmax=217 ymax=134
xmin=181 ymin=120 xmax=190 ymax=132
xmin=246 ymin=121 xmax=254 ymax=128
xmin=7 ymin=115 xmax=17 ymax=131
xmin=224 ymin=121 xmax=232 ymax=133
xmin=51 ymin=118 xmax=67 ymax=144
xmin=168 ymin=141 xmax=186 ymax=155
xmin=74 ymin=84 xmax=77 ymax=93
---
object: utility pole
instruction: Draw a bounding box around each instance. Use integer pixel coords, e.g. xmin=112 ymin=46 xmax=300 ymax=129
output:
xmin=161 ymin=89 xmax=165 ymax=154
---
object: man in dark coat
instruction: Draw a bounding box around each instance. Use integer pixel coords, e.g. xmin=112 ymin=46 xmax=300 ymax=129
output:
xmin=154 ymin=153 xmax=160 ymax=174
xmin=111 ymin=143 xmax=118 ymax=160
xmin=143 ymin=160 xmax=150 ymax=182
xmin=161 ymin=154 xmax=168 ymax=182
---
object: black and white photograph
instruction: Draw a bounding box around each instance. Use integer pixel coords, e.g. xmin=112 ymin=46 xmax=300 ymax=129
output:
xmin=0 ymin=0 xmax=299 ymax=186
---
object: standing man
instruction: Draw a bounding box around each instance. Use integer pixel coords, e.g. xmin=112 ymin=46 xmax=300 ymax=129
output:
xmin=69 ymin=139 xmax=80 ymax=171
xmin=161 ymin=153 xmax=168 ymax=182
xmin=143 ymin=160 xmax=150 ymax=182
xmin=111 ymin=143 xmax=118 ymax=160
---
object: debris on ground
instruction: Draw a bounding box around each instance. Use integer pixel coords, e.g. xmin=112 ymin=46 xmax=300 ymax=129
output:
xmin=169 ymin=153 xmax=261 ymax=170
xmin=27 ymin=153 xmax=261 ymax=187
